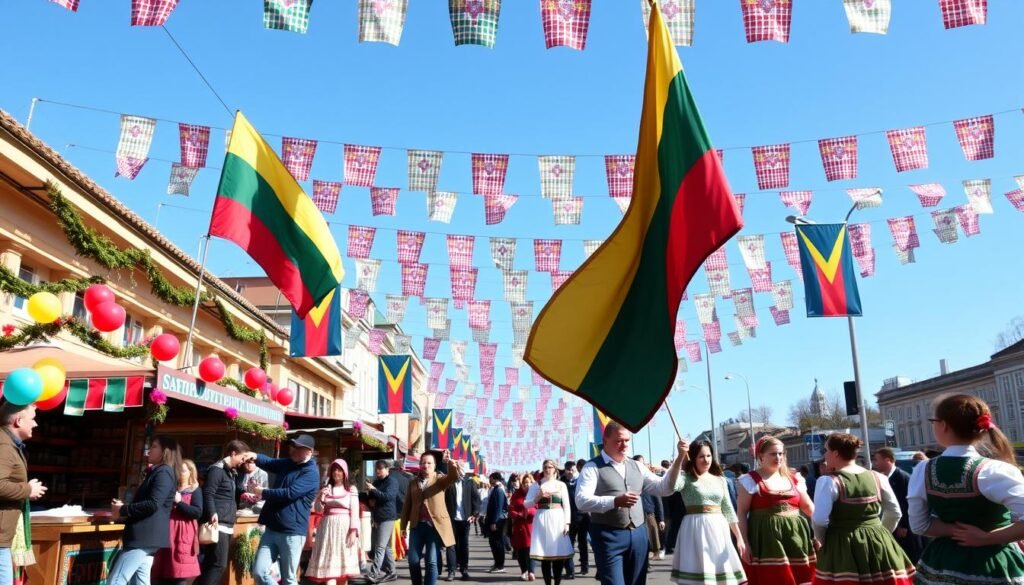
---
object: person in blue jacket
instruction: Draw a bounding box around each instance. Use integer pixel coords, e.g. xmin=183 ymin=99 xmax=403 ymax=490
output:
xmin=107 ymin=435 xmax=181 ymax=585
xmin=486 ymin=472 xmax=509 ymax=573
xmin=250 ymin=434 xmax=321 ymax=585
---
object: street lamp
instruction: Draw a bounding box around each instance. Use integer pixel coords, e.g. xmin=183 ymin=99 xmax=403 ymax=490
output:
xmin=724 ymin=373 xmax=755 ymax=465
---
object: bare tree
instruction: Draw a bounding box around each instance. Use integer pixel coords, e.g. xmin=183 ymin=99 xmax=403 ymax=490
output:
xmin=737 ymin=405 xmax=774 ymax=425
xmin=996 ymin=316 xmax=1024 ymax=351
xmin=788 ymin=391 xmax=883 ymax=432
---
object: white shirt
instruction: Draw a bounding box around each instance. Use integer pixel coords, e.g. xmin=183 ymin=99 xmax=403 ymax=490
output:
xmin=907 ymin=444 xmax=1024 ymax=536
xmin=526 ymin=479 xmax=572 ymax=527
xmin=737 ymin=472 xmax=807 ymax=495
xmin=575 ymin=450 xmax=675 ymax=514
xmin=811 ymin=465 xmax=902 ymax=543
xmin=453 ymin=480 xmax=465 ymax=521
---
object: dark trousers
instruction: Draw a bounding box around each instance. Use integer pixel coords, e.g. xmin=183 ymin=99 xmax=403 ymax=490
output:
xmin=451 ymin=519 xmax=471 ymax=573
xmin=665 ymin=514 xmax=683 ymax=554
xmin=196 ymin=534 xmax=231 ymax=585
xmin=588 ymin=523 xmax=648 ymax=585
xmin=488 ymin=519 xmax=507 ymax=568
xmin=515 ymin=547 xmax=534 ymax=574
xmin=569 ymin=514 xmax=590 ymax=573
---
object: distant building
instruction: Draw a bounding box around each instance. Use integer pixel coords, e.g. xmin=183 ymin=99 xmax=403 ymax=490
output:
xmin=810 ymin=378 xmax=828 ymax=418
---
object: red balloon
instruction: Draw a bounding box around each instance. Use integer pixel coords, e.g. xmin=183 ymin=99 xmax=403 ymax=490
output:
xmin=150 ymin=334 xmax=180 ymax=362
xmin=198 ymin=356 xmax=225 ymax=383
xmin=268 ymin=383 xmax=279 ymax=400
xmin=244 ymin=368 xmax=267 ymax=390
xmin=36 ymin=382 xmax=68 ymax=411
xmin=276 ymin=388 xmax=294 ymax=407
xmin=84 ymin=284 xmax=115 ymax=313
xmin=90 ymin=301 xmax=126 ymax=332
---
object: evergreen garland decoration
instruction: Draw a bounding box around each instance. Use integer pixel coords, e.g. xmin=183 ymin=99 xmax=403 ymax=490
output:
xmin=230 ymin=416 xmax=287 ymax=440
xmin=218 ymin=376 xmax=258 ymax=398
xmin=0 ymin=317 xmax=151 ymax=360
xmin=234 ymin=527 xmax=260 ymax=577
xmin=214 ymin=298 xmax=270 ymax=370
xmin=0 ymin=266 xmax=104 ymax=297
xmin=148 ymin=403 xmax=169 ymax=425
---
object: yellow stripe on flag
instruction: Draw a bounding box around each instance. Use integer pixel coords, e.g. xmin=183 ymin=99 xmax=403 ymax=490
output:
xmin=797 ymin=225 xmax=846 ymax=284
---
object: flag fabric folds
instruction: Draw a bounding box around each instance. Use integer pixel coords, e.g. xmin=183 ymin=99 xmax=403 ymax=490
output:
xmin=209 ymin=112 xmax=344 ymax=318
xmin=378 ymin=355 xmax=413 ymax=414
xmin=542 ymin=0 xmax=593 ymax=50
xmin=131 ymin=0 xmax=179 ymax=26
xmin=63 ymin=377 xmax=145 ymax=416
xmin=526 ymin=2 xmax=742 ymax=431
xmin=641 ymin=0 xmax=694 ymax=46
xmin=281 ymin=137 xmax=317 ymax=181
xmin=290 ymin=285 xmax=343 ymax=357
xmin=843 ymin=0 xmax=891 ymax=34
xmin=432 ymin=408 xmax=454 ymax=450
xmin=167 ymin=164 xmax=200 ymax=196
xmin=592 ymin=407 xmax=612 ymax=443
xmin=358 ymin=0 xmax=409 ymax=45
xmin=311 ymin=180 xmax=341 ymax=214
xmin=795 ymin=223 xmax=862 ymax=318
xmin=449 ymin=0 xmax=502 ymax=47
xmin=115 ymin=115 xmax=156 ymax=179
xmin=179 ymin=123 xmax=211 ymax=168
xmin=264 ymin=0 xmax=313 ymax=33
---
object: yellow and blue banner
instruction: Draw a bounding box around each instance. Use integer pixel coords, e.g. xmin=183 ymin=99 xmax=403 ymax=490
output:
xmin=795 ymin=223 xmax=862 ymax=317
xmin=452 ymin=427 xmax=464 ymax=460
xmin=289 ymin=285 xmax=342 ymax=357
xmin=589 ymin=442 xmax=601 ymax=458
xmin=432 ymin=408 xmax=453 ymax=450
xmin=378 ymin=355 xmax=413 ymax=414
xmin=462 ymin=433 xmax=473 ymax=467
xmin=593 ymin=407 xmax=612 ymax=444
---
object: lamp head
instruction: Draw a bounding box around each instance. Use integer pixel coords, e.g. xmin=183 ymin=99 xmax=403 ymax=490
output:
xmin=785 ymin=215 xmax=816 ymax=225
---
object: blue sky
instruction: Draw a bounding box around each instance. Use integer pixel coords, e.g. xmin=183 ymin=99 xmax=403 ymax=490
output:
xmin=2 ymin=1 xmax=1022 ymax=466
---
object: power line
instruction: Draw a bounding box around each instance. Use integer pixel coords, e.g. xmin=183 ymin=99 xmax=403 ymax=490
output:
xmin=160 ymin=26 xmax=234 ymax=118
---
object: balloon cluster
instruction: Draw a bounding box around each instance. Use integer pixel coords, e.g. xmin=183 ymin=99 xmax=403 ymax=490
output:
xmin=83 ymin=285 xmax=126 ymax=333
xmin=2 ymin=357 xmax=68 ymax=410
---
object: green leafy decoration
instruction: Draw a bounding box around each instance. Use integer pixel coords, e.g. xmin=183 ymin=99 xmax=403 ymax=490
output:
xmin=0 ymin=317 xmax=151 ymax=360
xmin=234 ymin=527 xmax=261 ymax=577
xmin=230 ymin=416 xmax=286 ymax=441
xmin=218 ymin=376 xmax=258 ymax=398
xmin=0 ymin=265 xmax=104 ymax=297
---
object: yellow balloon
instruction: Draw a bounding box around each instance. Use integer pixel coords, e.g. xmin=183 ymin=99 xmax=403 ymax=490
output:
xmin=26 ymin=292 xmax=62 ymax=324
xmin=33 ymin=358 xmax=66 ymax=402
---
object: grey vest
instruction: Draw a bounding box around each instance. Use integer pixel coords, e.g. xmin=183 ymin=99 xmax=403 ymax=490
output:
xmin=589 ymin=455 xmax=646 ymax=529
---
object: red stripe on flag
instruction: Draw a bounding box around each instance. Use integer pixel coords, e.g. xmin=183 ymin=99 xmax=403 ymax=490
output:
xmin=125 ymin=377 xmax=145 ymax=407
xmin=304 ymin=315 xmax=329 ymax=356
xmin=84 ymin=378 xmax=107 ymax=410
xmin=815 ymin=264 xmax=847 ymax=316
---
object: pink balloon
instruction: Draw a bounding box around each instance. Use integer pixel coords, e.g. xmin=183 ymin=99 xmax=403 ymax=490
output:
xmin=276 ymin=388 xmax=294 ymax=407
xmin=84 ymin=284 xmax=115 ymax=313
xmin=198 ymin=356 xmax=225 ymax=383
xmin=268 ymin=383 xmax=280 ymax=401
xmin=244 ymin=368 xmax=267 ymax=390
xmin=90 ymin=302 xmax=126 ymax=332
xmin=149 ymin=334 xmax=180 ymax=362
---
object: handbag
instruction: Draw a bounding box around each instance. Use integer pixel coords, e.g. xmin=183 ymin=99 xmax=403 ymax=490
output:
xmin=198 ymin=521 xmax=219 ymax=545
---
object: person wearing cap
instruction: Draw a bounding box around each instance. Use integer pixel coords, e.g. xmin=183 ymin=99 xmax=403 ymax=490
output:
xmin=250 ymin=434 xmax=321 ymax=585
xmin=0 ymin=403 xmax=46 ymax=585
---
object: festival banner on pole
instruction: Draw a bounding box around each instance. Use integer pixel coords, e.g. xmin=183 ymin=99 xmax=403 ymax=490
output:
xmin=178 ymin=123 xmax=211 ymax=168
xmin=909 ymin=183 xmax=946 ymax=207
xmin=589 ymin=442 xmax=601 ymax=458
xmin=347 ymin=226 xmax=376 ymax=259
xmin=358 ymin=0 xmax=409 ymax=45
xmin=264 ymin=0 xmax=313 ymax=33
xmin=931 ymin=209 xmax=959 ymax=244
xmin=115 ymin=115 xmax=157 ymax=179
xmin=452 ymin=428 xmax=464 ymax=459
xmin=433 ymin=409 xmax=454 ymax=450
xmin=539 ymin=155 xmax=576 ymax=200
xmin=752 ymin=144 xmax=791 ymax=190
xmin=534 ymin=239 xmax=562 ymax=272
xmin=953 ymin=115 xmax=995 ymax=160
xmin=132 ymin=0 xmax=179 ymax=26
xmin=345 ymin=144 xmax=383 ymax=187
xmin=939 ymin=0 xmax=987 ymax=29
xmin=427 ymin=191 xmax=457 ymax=223
xmin=397 ymin=230 xmax=426 ymax=264
xmin=472 ymin=153 xmax=510 ymax=195
xmin=449 ymin=0 xmax=502 ymax=48
xmin=484 ymin=193 xmax=518 ymax=225
xmin=842 ymin=0 xmax=891 ymax=34
xmin=963 ymin=179 xmax=993 ymax=214
xmin=290 ymin=286 xmax=343 ymax=358
xmin=604 ymin=154 xmax=636 ymax=199
xmin=818 ymin=136 xmax=858 ymax=181
xmin=795 ymin=224 xmax=862 ymax=317
xmin=447 ymin=235 xmax=476 ymax=269
xmin=641 ymin=0 xmax=694 ymax=46
xmin=593 ymin=408 xmax=612 ymax=443
xmin=312 ymin=180 xmax=341 ymax=214
xmin=490 ymin=237 xmax=516 ymax=269
xmin=400 ymin=263 xmax=428 ymax=298
xmin=886 ymin=126 xmax=929 ymax=172
xmin=370 ymin=187 xmax=399 ymax=216
xmin=378 ymin=355 xmax=413 ymax=414
xmin=355 ymin=259 xmax=382 ymax=292
xmin=167 ymin=164 xmax=199 ymax=196
xmin=408 ymin=149 xmax=444 ymax=192
xmin=542 ymin=0 xmax=593 ymax=50
xmin=281 ymin=137 xmax=317 ymax=181
xmin=741 ymin=0 xmax=792 ymax=43
xmin=386 ymin=294 xmax=408 ymax=324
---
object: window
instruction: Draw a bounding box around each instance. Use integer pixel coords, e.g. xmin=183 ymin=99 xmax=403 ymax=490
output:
xmin=12 ymin=265 xmax=36 ymax=312
xmin=122 ymin=314 xmax=144 ymax=346
xmin=72 ymin=292 xmax=88 ymax=321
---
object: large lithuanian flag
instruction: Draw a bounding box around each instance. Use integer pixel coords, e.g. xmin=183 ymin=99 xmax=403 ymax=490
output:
xmin=525 ymin=1 xmax=743 ymax=432
xmin=210 ymin=112 xmax=344 ymax=318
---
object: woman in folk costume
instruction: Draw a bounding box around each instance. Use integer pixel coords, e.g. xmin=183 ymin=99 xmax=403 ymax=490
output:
xmin=306 ymin=459 xmax=361 ymax=585
xmin=510 ymin=473 xmax=537 ymax=581
xmin=908 ymin=394 xmax=1024 ymax=584
xmin=671 ymin=440 xmax=747 ymax=585
xmin=811 ymin=433 xmax=914 ymax=585
xmin=737 ymin=437 xmax=815 ymax=585
xmin=152 ymin=459 xmax=204 ymax=585
xmin=525 ymin=460 xmax=574 ymax=585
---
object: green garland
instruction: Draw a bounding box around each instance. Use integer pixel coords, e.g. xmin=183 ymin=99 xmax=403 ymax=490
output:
xmin=218 ymin=377 xmax=258 ymax=398
xmin=230 ymin=416 xmax=286 ymax=440
xmin=214 ymin=298 xmax=269 ymax=370
xmin=235 ymin=527 xmax=261 ymax=577
xmin=0 ymin=317 xmax=151 ymax=359
xmin=148 ymin=403 xmax=169 ymax=425
xmin=0 ymin=265 xmax=104 ymax=297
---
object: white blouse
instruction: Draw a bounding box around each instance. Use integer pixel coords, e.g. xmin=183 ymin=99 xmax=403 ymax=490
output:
xmin=738 ymin=472 xmax=807 ymax=495
xmin=907 ymin=444 xmax=1024 ymax=536
xmin=525 ymin=479 xmax=572 ymax=527
xmin=811 ymin=465 xmax=901 ymax=543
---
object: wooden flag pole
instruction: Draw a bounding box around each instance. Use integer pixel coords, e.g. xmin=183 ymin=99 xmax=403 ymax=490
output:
xmin=664 ymin=402 xmax=684 ymax=443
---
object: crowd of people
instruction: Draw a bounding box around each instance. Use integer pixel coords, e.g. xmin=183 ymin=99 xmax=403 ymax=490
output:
xmin=1 ymin=391 xmax=1024 ymax=585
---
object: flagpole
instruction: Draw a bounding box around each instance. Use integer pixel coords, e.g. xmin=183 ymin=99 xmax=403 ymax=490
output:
xmin=663 ymin=403 xmax=683 ymax=443
xmin=25 ymin=98 xmax=39 ymax=131
xmin=182 ymin=234 xmax=211 ymax=371
xmin=704 ymin=339 xmax=719 ymax=461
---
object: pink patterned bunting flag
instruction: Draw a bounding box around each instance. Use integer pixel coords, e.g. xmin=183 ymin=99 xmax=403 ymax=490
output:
xmin=505 ymin=367 xmax=519 ymax=387
xmin=450 ymin=267 xmax=479 ymax=301
xmin=953 ymin=115 xmax=994 ymax=160
xmin=1006 ymin=189 xmax=1024 ymax=213
xmin=818 ymin=136 xmax=858 ymax=182
xmin=693 ymin=294 xmax=717 ymax=325
xmin=963 ymin=178 xmax=993 ymax=214
xmin=641 ymin=0 xmax=695 ymax=46
xmin=401 ymin=263 xmax=429 ymax=298
xmin=848 ymin=222 xmax=873 ymax=259
xmin=358 ymin=0 xmax=409 ymax=45
xmin=674 ymin=320 xmax=687 ymax=352
xmin=503 ymin=270 xmax=528 ymax=303
xmin=532 ymin=370 xmax=545 ymax=386
xmin=771 ymin=280 xmax=794 ymax=311
xmin=542 ymin=0 xmax=593 ymax=50
xmin=779 ymin=191 xmax=812 ymax=216
xmin=909 ymin=183 xmax=946 ymax=207
xmin=344 ymin=144 xmax=383 ymax=187
xmin=534 ymin=239 xmax=562 ymax=272
xmin=551 ymin=270 xmax=573 ymax=291
xmin=484 ymin=193 xmax=518 ymax=225
xmin=733 ymin=193 xmax=745 ymax=216
xmin=348 ymin=289 xmax=371 ymax=320
xmin=311 ymin=180 xmax=341 ymax=214
xmin=931 ymin=209 xmax=959 ymax=243
xmin=472 ymin=153 xmax=510 ymax=196
xmin=887 ymin=216 xmax=921 ymax=251
xmin=749 ymin=263 xmax=773 ymax=293
xmin=50 ymin=0 xmax=80 ymax=10
xmin=736 ymin=235 xmax=766 ymax=270
xmin=604 ymin=155 xmax=635 ymax=199
xmin=732 ymin=288 xmax=758 ymax=328
xmin=752 ymin=144 xmax=791 ymax=190
xmin=490 ymin=237 xmax=516 ymax=269
xmin=939 ymin=0 xmax=987 ymax=29
xmin=355 ymin=259 xmax=382 ymax=292
xmin=741 ymin=0 xmax=792 ymax=43
xmin=115 ymin=115 xmax=157 ymax=180
xmin=178 ymin=123 xmax=211 ymax=168
xmin=468 ymin=300 xmax=491 ymax=330
xmin=396 ymin=230 xmax=426 ymax=264
xmin=843 ymin=0 xmax=892 ymax=34
xmin=422 ymin=338 xmax=440 ymax=361
xmin=167 ymin=164 xmax=199 ymax=196
xmin=728 ymin=332 xmax=743 ymax=347
xmin=955 ymin=204 xmax=981 ymax=236
xmin=281 ymin=137 xmax=317 ymax=181
xmin=684 ymin=341 xmax=701 ymax=362
xmin=385 ymin=294 xmax=408 ymax=323
xmin=368 ymin=328 xmax=388 ymax=354
xmin=427 ymin=191 xmax=457 ymax=223
xmin=886 ymin=127 xmax=929 ymax=172
xmin=701 ymin=319 xmax=722 ymax=344
xmin=426 ymin=298 xmax=449 ymax=330
xmin=347 ymin=226 xmax=376 ymax=259
xmin=779 ymin=232 xmax=803 ymax=280
xmin=769 ymin=306 xmax=791 ymax=326
xmin=447 ymin=235 xmax=476 ymax=269
xmin=553 ymin=197 xmax=584 ymax=225
xmin=612 ymin=195 xmax=632 ymax=215
xmin=408 ymin=149 xmax=443 ymax=192
xmin=445 ymin=379 xmax=459 ymax=395
xmin=582 ymin=239 xmax=603 ymax=260
xmin=131 ymin=0 xmax=179 ymax=26
xmin=429 ymin=362 xmax=445 ymax=382
xmin=370 ymin=187 xmax=399 ymax=216
xmin=538 ymin=155 xmax=575 ymax=200
xmin=847 ymin=188 xmax=883 ymax=210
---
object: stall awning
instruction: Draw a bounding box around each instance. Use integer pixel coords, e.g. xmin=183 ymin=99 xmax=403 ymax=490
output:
xmin=0 ymin=343 xmax=152 ymax=380
xmin=284 ymin=413 xmax=402 ymax=458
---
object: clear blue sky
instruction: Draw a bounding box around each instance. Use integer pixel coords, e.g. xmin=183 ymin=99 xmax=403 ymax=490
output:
xmin=3 ymin=1 xmax=1022 ymax=467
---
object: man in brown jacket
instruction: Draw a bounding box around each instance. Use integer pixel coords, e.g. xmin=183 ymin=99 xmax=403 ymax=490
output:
xmin=0 ymin=403 xmax=46 ymax=585
xmin=400 ymin=451 xmax=463 ymax=585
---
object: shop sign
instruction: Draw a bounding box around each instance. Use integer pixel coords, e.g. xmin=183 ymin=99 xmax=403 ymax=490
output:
xmin=59 ymin=543 xmax=120 ymax=585
xmin=157 ymin=366 xmax=285 ymax=425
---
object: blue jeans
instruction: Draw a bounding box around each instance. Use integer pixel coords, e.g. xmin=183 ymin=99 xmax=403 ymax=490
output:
xmin=0 ymin=548 xmax=12 ymax=585
xmin=407 ymin=522 xmax=442 ymax=585
xmin=589 ymin=524 xmax=648 ymax=585
xmin=252 ymin=530 xmax=305 ymax=585
xmin=106 ymin=547 xmax=157 ymax=585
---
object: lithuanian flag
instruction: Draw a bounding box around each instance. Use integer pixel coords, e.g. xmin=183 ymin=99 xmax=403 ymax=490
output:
xmin=525 ymin=2 xmax=742 ymax=431
xmin=210 ymin=112 xmax=344 ymax=318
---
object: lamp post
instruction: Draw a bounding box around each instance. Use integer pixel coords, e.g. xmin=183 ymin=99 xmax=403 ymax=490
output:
xmin=725 ymin=373 xmax=754 ymax=465
xmin=786 ymin=202 xmax=872 ymax=462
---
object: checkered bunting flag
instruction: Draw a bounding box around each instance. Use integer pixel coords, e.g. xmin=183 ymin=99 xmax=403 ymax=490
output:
xmin=612 ymin=196 xmax=632 ymax=215
xmin=741 ymin=0 xmax=792 ymax=43
xmin=732 ymin=288 xmax=758 ymax=328
xmin=749 ymin=262 xmax=773 ymax=293
xmin=551 ymin=270 xmax=573 ymax=291
xmin=345 ymin=145 xmax=383 ymax=187
xmin=511 ymin=302 xmax=534 ymax=335
xmin=370 ymin=187 xmax=399 ymax=216
xmin=848 ymin=188 xmax=883 ymax=210
xmin=386 ymin=294 xmax=408 ymax=323
xmin=311 ymin=180 xmax=341 ymax=214
xmin=843 ymin=0 xmax=891 ymax=34
xmin=963 ymin=179 xmax=993 ymax=214
xmin=779 ymin=232 xmax=803 ymax=280
xmin=728 ymin=332 xmax=743 ymax=347
xmin=553 ymin=197 xmax=583 ymax=225
xmin=641 ymin=0 xmax=694 ymax=46
xmin=1007 ymin=189 xmax=1024 ymax=213
xmin=909 ymin=183 xmax=945 ymax=207
xmin=542 ymin=0 xmax=593 ymax=50
xmin=396 ymin=230 xmax=426 ymax=264
xmin=818 ymin=136 xmax=858 ymax=182
xmin=779 ymin=191 xmax=812 ymax=216
xmin=953 ymin=115 xmax=995 ymax=161
xmin=693 ymin=293 xmax=717 ymax=325
xmin=178 ymin=123 xmax=210 ymax=168
xmin=888 ymin=216 xmax=921 ymax=253
xmin=429 ymin=362 xmax=445 ymax=384
xmin=931 ymin=209 xmax=960 ymax=243
xmin=752 ymin=144 xmax=791 ymax=190
xmin=484 ymin=193 xmax=518 ymax=225
xmin=503 ymin=270 xmax=528 ymax=305
xmin=472 ymin=327 xmax=491 ymax=343
xmin=400 ymin=263 xmax=429 ymax=298
xmin=684 ymin=341 xmax=702 ymax=363
xmin=281 ymin=137 xmax=317 ymax=181
xmin=167 ymin=164 xmax=199 ymax=196
xmin=733 ymin=194 xmax=746 ymax=217
xmin=264 ymin=0 xmax=313 ymax=33
xmin=408 ymin=149 xmax=443 ymax=192
xmin=423 ymin=337 xmax=441 ymax=361
xmin=702 ymin=320 xmax=722 ymax=345
xmin=426 ymin=298 xmax=449 ymax=330
xmin=368 ymin=329 xmax=388 ymax=354
xmin=344 ymin=327 xmax=362 ymax=350
xmin=737 ymin=235 xmax=766 ymax=270
xmin=489 ymin=237 xmax=516 ymax=270
xmin=347 ymin=226 xmax=376 ymax=259
xmin=132 ymin=0 xmax=179 ymax=26
xmin=674 ymin=319 xmax=687 ymax=352
xmin=447 ymin=235 xmax=475 ymax=269
xmin=505 ymin=367 xmax=519 ymax=387
xmin=886 ymin=127 xmax=929 ymax=172
xmin=348 ymin=289 xmax=371 ymax=320
xmin=468 ymin=300 xmax=491 ymax=330
xmin=358 ymin=0 xmax=408 ymax=45
xmin=955 ymin=205 xmax=981 ymax=237
xmin=604 ymin=155 xmax=635 ymax=199
xmin=538 ymin=155 xmax=575 ymax=200
xmin=394 ymin=334 xmax=412 ymax=355
xmin=472 ymin=153 xmax=510 ymax=196
xmin=50 ymin=0 xmax=79 ymax=11
xmin=224 ymin=129 xmax=232 ymax=152
xmin=1017 ymin=175 xmax=1024 ymax=190
xmin=451 ymin=340 xmax=468 ymax=365
xmin=449 ymin=0 xmax=502 ymax=47
xmin=355 ymin=259 xmax=382 ymax=292
xmin=582 ymin=239 xmax=603 ymax=260
xmin=434 ymin=320 xmax=452 ymax=341
xmin=450 ymin=267 xmax=479 ymax=302
xmin=427 ymin=191 xmax=457 ymax=223
xmin=115 ymin=115 xmax=156 ymax=180
xmin=769 ymin=306 xmax=791 ymax=326
xmin=847 ymin=223 xmax=875 ymax=277
xmin=939 ymin=0 xmax=987 ymax=29
xmin=534 ymin=239 xmax=562 ymax=272
xmin=770 ymin=279 xmax=794 ymax=311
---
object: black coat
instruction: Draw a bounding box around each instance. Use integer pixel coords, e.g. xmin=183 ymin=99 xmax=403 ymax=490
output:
xmin=445 ymin=478 xmax=482 ymax=521
xmin=202 ymin=460 xmax=239 ymax=526
xmin=368 ymin=473 xmax=400 ymax=523
xmin=887 ymin=467 xmax=925 ymax=563
xmin=121 ymin=463 xmax=176 ymax=550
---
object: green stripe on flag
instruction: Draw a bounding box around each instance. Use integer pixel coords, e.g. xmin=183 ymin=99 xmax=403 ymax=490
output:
xmin=63 ymin=379 xmax=89 ymax=416
xmin=103 ymin=378 xmax=127 ymax=412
